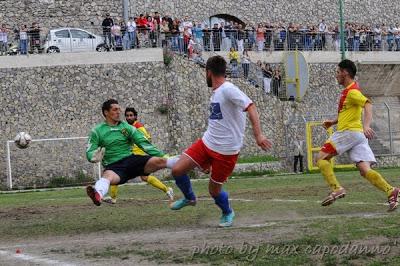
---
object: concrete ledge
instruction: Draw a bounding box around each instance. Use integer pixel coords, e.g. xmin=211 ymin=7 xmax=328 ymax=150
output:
xmin=233 ymin=161 xmax=283 ymax=174
xmin=0 ymin=48 xmax=163 ymax=69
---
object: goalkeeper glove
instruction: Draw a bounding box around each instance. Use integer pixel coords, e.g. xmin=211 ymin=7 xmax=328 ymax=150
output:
xmin=91 ymin=147 xmax=105 ymax=163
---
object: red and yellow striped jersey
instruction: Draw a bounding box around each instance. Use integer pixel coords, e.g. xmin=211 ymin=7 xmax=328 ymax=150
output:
xmin=337 ymin=82 xmax=369 ymax=132
xmin=131 ymin=121 xmax=152 ymax=155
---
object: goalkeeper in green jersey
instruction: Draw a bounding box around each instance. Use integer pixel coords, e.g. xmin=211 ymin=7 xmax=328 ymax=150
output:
xmin=86 ymin=99 xmax=173 ymax=206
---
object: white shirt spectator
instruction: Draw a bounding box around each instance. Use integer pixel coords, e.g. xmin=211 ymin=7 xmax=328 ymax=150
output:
xmin=319 ymin=21 xmax=327 ymax=32
xmin=19 ymin=31 xmax=27 ymax=40
xmin=111 ymin=24 xmax=121 ymax=36
xmin=293 ymin=140 xmax=304 ymax=156
xmin=127 ymin=20 xmax=136 ymax=32
xmin=0 ymin=29 xmax=7 ymax=43
xmin=374 ymin=26 xmax=382 ymax=41
xmin=182 ymin=20 xmax=193 ymax=35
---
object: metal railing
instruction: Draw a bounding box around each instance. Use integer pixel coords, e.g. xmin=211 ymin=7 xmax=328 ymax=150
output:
xmin=3 ymin=26 xmax=400 ymax=55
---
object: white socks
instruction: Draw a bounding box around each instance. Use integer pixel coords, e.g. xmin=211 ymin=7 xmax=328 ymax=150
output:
xmin=95 ymin=177 xmax=110 ymax=198
xmin=166 ymin=156 xmax=180 ymax=169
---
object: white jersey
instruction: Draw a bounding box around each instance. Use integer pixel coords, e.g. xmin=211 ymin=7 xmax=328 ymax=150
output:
xmin=202 ymin=81 xmax=253 ymax=155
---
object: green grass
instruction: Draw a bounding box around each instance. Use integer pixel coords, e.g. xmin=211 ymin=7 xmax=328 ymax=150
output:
xmin=237 ymin=155 xmax=279 ymax=163
xmin=1 ymin=168 xmax=399 ymax=265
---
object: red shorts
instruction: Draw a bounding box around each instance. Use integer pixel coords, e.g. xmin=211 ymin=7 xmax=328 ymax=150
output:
xmin=184 ymin=139 xmax=239 ymax=184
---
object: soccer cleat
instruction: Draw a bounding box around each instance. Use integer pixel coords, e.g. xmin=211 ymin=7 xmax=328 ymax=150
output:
xmin=166 ymin=187 xmax=174 ymax=201
xmin=321 ymin=187 xmax=346 ymax=206
xmin=219 ymin=210 xmax=235 ymax=227
xmin=170 ymin=198 xmax=196 ymax=210
xmin=102 ymin=196 xmax=117 ymax=204
xmin=388 ymin=187 xmax=400 ymax=212
xmin=86 ymin=185 xmax=102 ymax=206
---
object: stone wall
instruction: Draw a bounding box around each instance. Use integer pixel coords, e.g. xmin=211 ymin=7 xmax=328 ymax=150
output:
xmin=1 ymin=0 xmax=398 ymax=32
xmin=0 ymin=61 xmax=169 ymax=188
xmin=1 ymin=52 xmax=398 ymax=189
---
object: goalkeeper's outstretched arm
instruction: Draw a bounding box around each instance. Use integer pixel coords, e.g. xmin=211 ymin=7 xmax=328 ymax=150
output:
xmin=86 ymin=129 xmax=100 ymax=162
xmin=130 ymin=128 xmax=165 ymax=157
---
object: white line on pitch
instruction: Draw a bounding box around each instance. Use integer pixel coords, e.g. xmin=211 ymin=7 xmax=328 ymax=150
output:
xmin=0 ymin=250 xmax=76 ymax=266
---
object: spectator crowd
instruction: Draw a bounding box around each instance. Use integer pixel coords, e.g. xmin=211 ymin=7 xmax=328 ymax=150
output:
xmin=2 ymin=12 xmax=399 ymax=98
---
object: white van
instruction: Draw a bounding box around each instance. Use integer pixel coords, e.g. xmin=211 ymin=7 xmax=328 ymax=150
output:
xmin=44 ymin=28 xmax=107 ymax=53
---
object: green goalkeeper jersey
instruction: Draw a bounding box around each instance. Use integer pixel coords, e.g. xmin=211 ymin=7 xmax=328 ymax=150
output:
xmin=86 ymin=121 xmax=165 ymax=166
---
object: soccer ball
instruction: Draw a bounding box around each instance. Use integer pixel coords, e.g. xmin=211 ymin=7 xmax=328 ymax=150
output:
xmin=14 ymin=132 xmax=32 ymax=149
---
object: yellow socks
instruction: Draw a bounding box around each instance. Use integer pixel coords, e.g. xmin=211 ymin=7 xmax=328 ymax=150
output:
xmin=317 ymin=159 xmax=342 ymax=191
xmin=110 ymin=185 xmax=119 ymax=200
xmin=147 ymin=175 xmax=168 ymax=193
xmin=364 ymin=170 xmax=394 ymax=196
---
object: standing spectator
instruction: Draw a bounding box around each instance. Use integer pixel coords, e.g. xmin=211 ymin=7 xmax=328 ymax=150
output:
xmin=262 ymin=63 xmax=273 ymax=94
xmin=241 ymin=49 xmax=250 ymax=80
xmin=153 ymin=12 xmax=161 ymax=26
xmin=287 ymin=22 xmax=297 ymax=50
xmin=237 ymin=24 xmax=245 ymax=53
xmin=102 ymin=13 xmax=114 ymax=49
xmin=219 ymin=21 xmax=229 ymax=51
xmin=246 ymin=23 xmax=256 ymax=50
xmin=386 ymin=24 xmax=395 ymax=51
xmin=111 ymin=21 xmax=122 ymax=50
xmin=192 ymin=22 xmax=203 ymax=50
xmin=271 ymin=68 xmax=281 ymax=97
xmin=256 ymin=23 xmax=265 ymax=52
xmin=127 ymin=17 xmax=136 ymax=49
xmin=212 ymin=23 xmax=220 ymax=51
xmin=359 ymin=25 xmax=368 ymax=51
xmin=318 ymin=19 xmax=327 ymax=49
xmin=170 ymin=20 xmax=180 ymax=51
xmin=182 ymin=16 xmax=193 ymax=36
xmin=293 ymin=138 xmax=304 ymax=173
xmin=202 ymin=24 xmax=211 ymax=51
xmin=0 ymin=24 xmax=8 ymax=56
xmin=160 ymin=19 xmax=170 ymax=47
xmin=120 ymin=21 xmax=129 ymax=50
xmin=19 ymin=24 xmax=28 ymax=55
xmin=28 ymin=22 xmax=41 ymax=54
xmin=373 ymin=24 xmax=382 ymax=51
xmin=228 ymin=47 xmax=240 ymax=78
xmin=183 ymin=26 xmax=191 ymax=55
xmin=394 ymin=23 xmax=400 ymax=51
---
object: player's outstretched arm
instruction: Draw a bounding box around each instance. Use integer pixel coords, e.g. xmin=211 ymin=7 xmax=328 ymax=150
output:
xmin=131 ymin=128 xmax=165 ymax=157
xmin=86 ymin=129 xmax=104 ymax=163
xmin=247 ymin=104 xmax=272 ymax=151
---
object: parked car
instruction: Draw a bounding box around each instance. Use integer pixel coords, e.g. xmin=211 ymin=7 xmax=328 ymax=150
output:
xmin=44 ymin=28 xmax=107 ymax=53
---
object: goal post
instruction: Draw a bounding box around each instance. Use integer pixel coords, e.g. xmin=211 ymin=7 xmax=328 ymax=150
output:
xmin=5 ymin=136 xmax=101 ymax=190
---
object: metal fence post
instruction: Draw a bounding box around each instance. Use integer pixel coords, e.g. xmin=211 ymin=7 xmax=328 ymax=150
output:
xmin=6 ymin=141 xmax=13 ymax=190
xmin=383 ymin=102 xmax=393 ymax=154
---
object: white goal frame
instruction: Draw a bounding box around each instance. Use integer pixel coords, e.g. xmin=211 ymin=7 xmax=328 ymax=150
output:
xmin=5 ymin=136 xmax=101 ymax=190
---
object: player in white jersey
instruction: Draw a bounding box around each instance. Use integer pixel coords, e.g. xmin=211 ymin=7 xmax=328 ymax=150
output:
xmin=167 ymin=55 xmax=272 ymax=227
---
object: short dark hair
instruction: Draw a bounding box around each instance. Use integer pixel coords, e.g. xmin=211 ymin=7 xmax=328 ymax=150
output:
xmin=206 ymin=55 xmax=226 ymax=76
xmin=338 ymin=59 xmax=357 ymax=78
xmin=125 ymin=107 xmax=137 ymax=116
xmin=102 ymin=99 xmax=118 ymax=117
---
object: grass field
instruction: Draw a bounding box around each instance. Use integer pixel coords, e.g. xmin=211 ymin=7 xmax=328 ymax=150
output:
xmin=0 ymin=168 xmax=399 ymax=265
